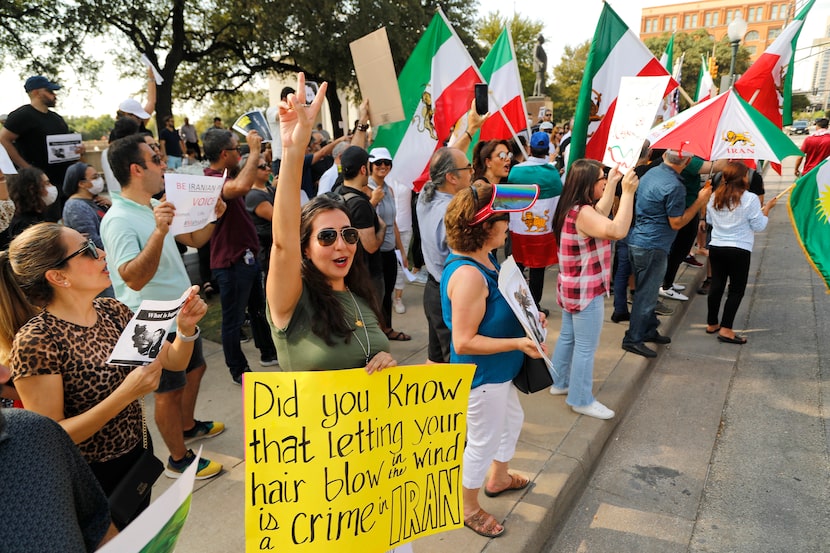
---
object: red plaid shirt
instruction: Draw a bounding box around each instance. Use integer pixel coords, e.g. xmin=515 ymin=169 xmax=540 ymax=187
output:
xmin=556 ymin=206 xmax=611 ymax=313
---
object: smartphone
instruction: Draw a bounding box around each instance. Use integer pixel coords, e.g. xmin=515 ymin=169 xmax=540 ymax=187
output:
xmin=475 ymin=83 xmax=488 ymax=115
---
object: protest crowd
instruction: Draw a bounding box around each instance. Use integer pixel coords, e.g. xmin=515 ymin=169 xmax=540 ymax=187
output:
xmin=0 ymin=4 xmax=824 ymax=550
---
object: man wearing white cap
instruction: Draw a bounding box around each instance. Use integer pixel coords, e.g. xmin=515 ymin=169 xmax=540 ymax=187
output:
xmin=0 ymin=75 xmax=80 ymax=221
xmin=110 ymin=68 xmax=157 ymax=139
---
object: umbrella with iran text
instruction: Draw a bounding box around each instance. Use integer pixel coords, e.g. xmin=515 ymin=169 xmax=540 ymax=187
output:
xmin=647 ymin=89 xmax=803 ymax=163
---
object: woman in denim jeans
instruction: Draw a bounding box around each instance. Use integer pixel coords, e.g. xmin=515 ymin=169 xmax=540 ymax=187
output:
xmin=549 ymin=160 xmax=638 ymax=419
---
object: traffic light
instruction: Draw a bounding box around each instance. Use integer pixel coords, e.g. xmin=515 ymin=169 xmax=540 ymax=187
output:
xmin=708 ymin=56 xmax=718 ymax=80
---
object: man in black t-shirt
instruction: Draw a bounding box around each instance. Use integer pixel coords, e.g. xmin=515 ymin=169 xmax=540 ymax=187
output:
xmin=0 ymin=75 xmax=80 ymax=221
xmin=333 ymin=146 xmax=386 ymax=305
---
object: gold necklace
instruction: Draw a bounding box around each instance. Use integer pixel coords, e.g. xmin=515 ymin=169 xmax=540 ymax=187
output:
xmin=346 ymin=288 xmax=371 ymax=364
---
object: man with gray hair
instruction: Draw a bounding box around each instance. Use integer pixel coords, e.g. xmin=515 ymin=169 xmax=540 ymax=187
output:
xmin=416 ymin=147 xmax=475 ymax=362
xmin=622 ymin=149 xmax=712 ymax=358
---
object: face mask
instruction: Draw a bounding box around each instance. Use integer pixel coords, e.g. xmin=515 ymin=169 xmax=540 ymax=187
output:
xmin=88 ymin=177 xmax=105 ymax=195
xmin=43 ymin=184 xmax=59 ymax=206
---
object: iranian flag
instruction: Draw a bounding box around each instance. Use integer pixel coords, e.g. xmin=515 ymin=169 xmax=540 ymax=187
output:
xmin=654 ymin=33 xmax=676 ymax=122
xmin=788 ymin=159 xmax=830 ymax=291
xmin=372 ymin=9 xmax=480 ymax=192
xmin=734 ymin=0 xmax=816 ymax=128
xmin=477 ymin=26 xmax=528 ymax=143
xmin=569 ymin=2 xmax=675 ymax=166
xmin=695 ymin=55 xmax=715 ymax=102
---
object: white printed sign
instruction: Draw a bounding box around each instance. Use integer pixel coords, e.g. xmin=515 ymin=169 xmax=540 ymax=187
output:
xmin=164 ymin=172 xmax=225 ymax=235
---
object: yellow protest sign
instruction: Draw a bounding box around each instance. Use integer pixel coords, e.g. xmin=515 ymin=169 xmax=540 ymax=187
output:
xmin=244 ymin=364 xmax=475 ymax=552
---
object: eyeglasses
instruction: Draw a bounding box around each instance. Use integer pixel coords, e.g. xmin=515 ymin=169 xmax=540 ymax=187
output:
xmin=150 ymin=154 xmax=163 ymax=166
xmin=316 ymin=227 xmax=360 ymax=246
xmin=224 ymin=146 xmax=242 ymax=153
xmin=495 ymin=151 xmax=513 ymax=161
xmin=469 ymin=184 xmax=540 ymax=226
xmin=451 ymin=164 xmax=474 ymax=174
xmin=257 ymin=164 xmax=269 ymax=170
xmin=373 ymin=160 xmax=392 ymax=167
xmin=57 ymin=238 xmax=99 ymax=266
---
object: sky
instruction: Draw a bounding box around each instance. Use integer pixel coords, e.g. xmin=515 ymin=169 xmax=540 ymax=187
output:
xmin=1 ymin=0 xmax=828 ymax=118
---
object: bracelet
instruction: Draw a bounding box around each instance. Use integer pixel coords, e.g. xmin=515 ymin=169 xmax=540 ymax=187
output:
xmin=465 ymin=130 xmax=473 ymax=141
xmin=357 ymin=123 xmax=369 ymax=132
xmin=177 ymin=326 xmax=200 ymax=342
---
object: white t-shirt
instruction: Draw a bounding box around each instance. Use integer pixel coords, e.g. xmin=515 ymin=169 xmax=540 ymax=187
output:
xmin=389 ymin=179 xmax=413 ymax=232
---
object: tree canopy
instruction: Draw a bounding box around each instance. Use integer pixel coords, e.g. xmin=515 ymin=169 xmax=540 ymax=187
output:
xmin=2 ymin=0 xmax=482 ymax=134
xmin=476 ymin=11 xmax=544 ymax=99
xmin=549 ymin=41 xmax=591 ymax=125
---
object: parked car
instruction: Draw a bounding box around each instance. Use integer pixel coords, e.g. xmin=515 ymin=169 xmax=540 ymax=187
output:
xmin=789 ymin=120 xmax=809 ymax=135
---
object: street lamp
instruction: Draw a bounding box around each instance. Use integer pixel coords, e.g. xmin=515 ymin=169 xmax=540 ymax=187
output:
xmin=727 ymin=13 xmax=748 ymax=88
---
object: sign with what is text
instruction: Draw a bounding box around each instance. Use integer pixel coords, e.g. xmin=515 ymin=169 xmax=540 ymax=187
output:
xmin=244 ymin=364 xmax=475 ymax=552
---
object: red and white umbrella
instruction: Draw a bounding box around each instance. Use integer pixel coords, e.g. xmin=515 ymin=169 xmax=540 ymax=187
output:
xmin=647 ymin=89 xmax=803 ymax=163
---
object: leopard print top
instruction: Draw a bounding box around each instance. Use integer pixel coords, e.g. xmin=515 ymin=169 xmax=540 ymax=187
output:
xmin=11 ymin=298 xmax=142 ymax=463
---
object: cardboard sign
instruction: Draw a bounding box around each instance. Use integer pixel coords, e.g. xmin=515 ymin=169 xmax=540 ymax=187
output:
xmin=350 ymin=28 xmax=405 ymax=127
xmin=244 ymin=364 xmax=475 ymax=552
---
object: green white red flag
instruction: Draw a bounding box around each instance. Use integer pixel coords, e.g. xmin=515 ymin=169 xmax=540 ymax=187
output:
xmin=734 ymin=0 xmax=816 ymax=128
xmin=788 ymin=159 xmax=830 ymax=292
xmin=569 ymin=2 xmax=676 ymax=166
xmin=371 ymin=9 xmax=481 ymax=192
xmin=695 ymin=55 xmax=715 ymax=102
xmin=477 ymin=26 xmax=528 ymax=143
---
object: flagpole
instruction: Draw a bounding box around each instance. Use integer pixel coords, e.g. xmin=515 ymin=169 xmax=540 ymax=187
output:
xmin=774 ymin=183 xmax=795 ymax=201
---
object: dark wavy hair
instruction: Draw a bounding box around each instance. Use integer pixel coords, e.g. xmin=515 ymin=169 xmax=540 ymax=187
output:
xmin=298 ymin=195 xmax=383 ymax=345
xmin=8 ymin=166 xmax=47 ymax=215
xmin=472 ymin=139 xmax=510 ymax=181
xmin=713 ymin=161 xmax=748 ymax=211
xmin=552 ymin=158 xmax=605 ymax=242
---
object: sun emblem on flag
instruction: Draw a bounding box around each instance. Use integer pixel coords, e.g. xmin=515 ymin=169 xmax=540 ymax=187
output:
xmin=817 ymin=181 xmax=830 ymax=224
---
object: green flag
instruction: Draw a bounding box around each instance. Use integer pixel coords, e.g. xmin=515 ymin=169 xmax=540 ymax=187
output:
xmin=788 ymin=159 xmax=830 ymax=291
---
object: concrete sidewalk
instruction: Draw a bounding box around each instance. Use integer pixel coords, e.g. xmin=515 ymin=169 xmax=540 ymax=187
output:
xmin=146 ymin=243 xmax=707 ymax=552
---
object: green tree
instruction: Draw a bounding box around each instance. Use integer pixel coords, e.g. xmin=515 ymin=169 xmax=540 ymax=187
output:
xmin=64 ymin=114 xmax=117 ymax=141
xmin=476 ymin=11 xmax=544 ymax=98
xmin=549 ymin=41 xmax=590 ymax=125
xmin=194 ymin=90 xmax=270 ymax=140
xmin=790 ymin=93 xmax=809 ymax=113
xmin=643 ymin=30 xmax=751 ymax=109
xmin=2 ymin=0 xmax=482 ymax=136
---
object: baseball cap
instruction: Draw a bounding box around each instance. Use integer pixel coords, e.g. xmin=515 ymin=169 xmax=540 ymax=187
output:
xmin=530 ymin=131 xmax=550 ymax=150
xmin=368 ymin=147 xmax=392 ymax=163
xmin=24 ymin=76 xmax=61 ymax=93
xmin=539 ymin=121 xmax=554 ymax=131
xmin=340 ymin=146 xmax=370 ymax=174
xmin=118 ymin=98 xmax=152 ymax=120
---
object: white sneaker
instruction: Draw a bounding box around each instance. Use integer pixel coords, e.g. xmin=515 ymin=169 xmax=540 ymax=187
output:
xmin=394 ymin=297 xmax=406 ymax=314
xmin=659 ymin=287 xmax=689 ymax=301
xmin=572 ymin=400 xmax=615 ymax=420
xmin=671 ymin=283 xmax=686 ymax=291
xmin=549 ymin=386 xmax=568 ymax=396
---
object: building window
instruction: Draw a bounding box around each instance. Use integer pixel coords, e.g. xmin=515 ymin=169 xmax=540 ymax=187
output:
xmin=771 ymin=5 xmax=778 ymax=19
xmin=671 ymin=16 xmax=677 ymax=31
xmin=684 ymin=14 xmax=691 ymax=29
xmin=780 ymin=4 xmax=789 ymax=19
xmin=691 ymin=14 xmax=698 ymax=27
xmin=746 ymin=46 xmax=757 ymax=56
xmin=745 ymin=30 xmax=760 ymax=41
xmin=769 ymin=28 xmax=782 ymax=40
xmin=713 ymin=12 xmax=719 ymax=25
xmin=705 ymin=12 xmax=712 ymax=26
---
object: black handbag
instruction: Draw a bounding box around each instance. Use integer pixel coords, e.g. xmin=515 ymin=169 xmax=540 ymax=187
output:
xmin=513 ymin=355 xmax=553 ymax=394
xmin=109 ymin=397 xmax=163 ymax=524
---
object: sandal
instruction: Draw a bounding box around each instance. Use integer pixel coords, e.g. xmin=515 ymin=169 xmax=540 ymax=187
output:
xmin=463 ymin=508 xmax=504 ymax=538
xmin=718 ymin=334 xmax=747 ymax=344
xmin=705 ymin=326 xmax=720 ymax=334
xmin=484 ymin=473 xmax=530 ymax=497
xmin=385 ymin=329 xmax=412 ymax=341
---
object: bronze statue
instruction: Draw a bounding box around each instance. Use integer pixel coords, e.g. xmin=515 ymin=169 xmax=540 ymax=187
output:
xmin=533 ymin=34 xmax=547 ymax=97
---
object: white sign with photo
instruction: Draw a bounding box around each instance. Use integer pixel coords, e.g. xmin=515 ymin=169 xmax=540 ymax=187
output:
xmin=106 ymin=288 xmax=191 ymax=366
xmin=498 ymin=256 xmax=556 ymax=375
xmin=164 ymin=172 xmax=225 ymax=235
xmin=0 ymin=144 xmax=16 ymax=174
xmin=46 ymin=133 xmax=82 ymax=164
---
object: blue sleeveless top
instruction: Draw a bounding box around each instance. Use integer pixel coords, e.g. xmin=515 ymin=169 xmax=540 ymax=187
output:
xmin=440 ymin=253 xmax=525 ymax=388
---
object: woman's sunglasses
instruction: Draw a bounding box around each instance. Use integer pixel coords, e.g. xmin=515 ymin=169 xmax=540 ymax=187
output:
xmin=316 ymin=227 xmax=360 ymax=246
xmin=495 ymin=151 xmax=513 ymax=161
xmin=58 ymin=238 xmax=99 ymax=265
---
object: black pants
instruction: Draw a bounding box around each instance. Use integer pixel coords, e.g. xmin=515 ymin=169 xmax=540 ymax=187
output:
xmin=663 ymin=214 xmax=699 ymax=289
xmin=707 ymin=246 xmax=751 ymax=329
xmin=380 ymin=249 xmax=398 ymax=329
xmin=423 ymin=275 xmax=451 ymax=362
xmin=517 ymin=263 xmax=546 ymax=307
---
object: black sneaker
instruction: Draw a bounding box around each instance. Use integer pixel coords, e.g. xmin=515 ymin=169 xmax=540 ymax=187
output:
xmin=239 ymin=329 xmax=251 ymax=343
xmin=232 ymin=367 xmax=252 ymax=385
xmin=611 ymin=311 xmax=630 ymax=323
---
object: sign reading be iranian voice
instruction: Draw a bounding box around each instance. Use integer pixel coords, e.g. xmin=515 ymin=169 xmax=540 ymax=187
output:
xmin=164 ymin=173 xmax=225 ymax=235
xmin=244 ymin=364 xmax=474 ymax=552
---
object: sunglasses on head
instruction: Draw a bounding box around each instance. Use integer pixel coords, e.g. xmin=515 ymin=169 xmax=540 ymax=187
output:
xmin=469 ymin=184 xmax=540 ymax=226
xmin=58 ymin=238 xmax=99 ymax=266
xmin=316 ymin=227 xmax=360 ymax=246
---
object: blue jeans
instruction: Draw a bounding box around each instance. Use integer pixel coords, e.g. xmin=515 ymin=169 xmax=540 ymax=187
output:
xmin=551 ymin=295 xmax=604 ymax=408
xmin=624 ymin=245 xmax=667 ymax=345
xmin=613 ymin=239 xmax=631 ymax=316
xmin=213 ymin=259 xmax=260 ymax=376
